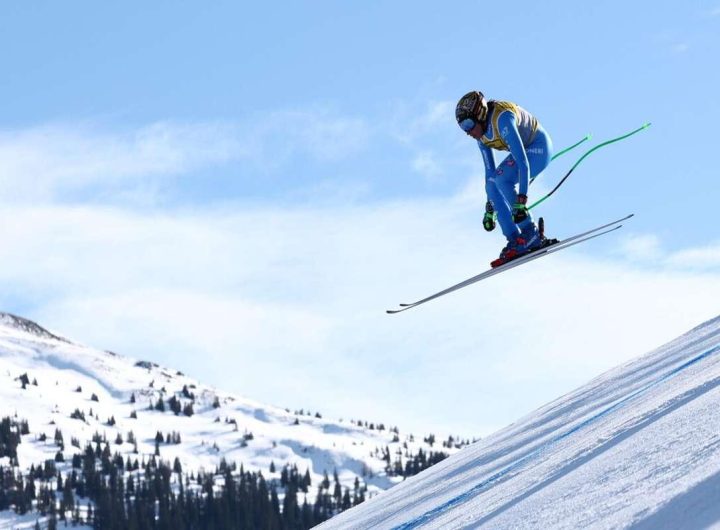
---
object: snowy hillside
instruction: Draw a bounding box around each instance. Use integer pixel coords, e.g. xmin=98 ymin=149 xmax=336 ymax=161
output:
xmin=0 ymin=312 xmax=467 ymax=527
xmin=319 ymin=315 xmax=720 ymax=529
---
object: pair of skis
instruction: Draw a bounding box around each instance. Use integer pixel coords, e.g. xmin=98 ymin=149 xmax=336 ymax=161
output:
xmin=386 ymin=214 xmax=633 ymax=314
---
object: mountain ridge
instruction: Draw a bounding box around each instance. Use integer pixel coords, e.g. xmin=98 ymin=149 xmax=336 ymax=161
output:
xmin=0 ymin=311 xmax=469 ymax=528
xmin=0 ymin=312 xmax=71 ymax=344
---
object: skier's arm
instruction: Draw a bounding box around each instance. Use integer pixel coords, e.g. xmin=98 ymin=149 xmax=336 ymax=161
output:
xmin=477 ymin=141 xmax=497 ymax=205
xmin=477 ymin=141 xmax=498 ymax=231
xmin=477 ymin=140 xmax=496 ymax=177
xmin=498 ymin=111 xmax=531 ymax=196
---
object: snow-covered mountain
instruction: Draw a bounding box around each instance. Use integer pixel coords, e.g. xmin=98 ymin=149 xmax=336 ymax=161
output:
xmin=319 ymin=315 xmax=720 ymax=529
xmin=0 ymin=312 xmax=467 ymax=528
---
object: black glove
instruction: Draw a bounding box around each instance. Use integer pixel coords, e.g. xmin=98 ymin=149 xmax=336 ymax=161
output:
xmin=512 ymin=194 xmax=529 ymax=223
xmin=483 ymin=201 xmax=496 ymax=232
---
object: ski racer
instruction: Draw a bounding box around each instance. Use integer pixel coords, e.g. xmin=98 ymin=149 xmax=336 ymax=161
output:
xmin=455 ymin=91 xmax=553 ymax=267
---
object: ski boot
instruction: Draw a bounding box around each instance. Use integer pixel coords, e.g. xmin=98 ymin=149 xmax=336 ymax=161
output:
xmin=490 ymin=236 xmax=527 ymax=268
xmin=537 ymin=217 xmax=559 ymax=249
xmin=518 ymin=221 xmax=543 ymax=253
xmin=520 ymin=217 xmax=560 ymax=253
xmin=490 ymin=218 xmax=558 ymax=268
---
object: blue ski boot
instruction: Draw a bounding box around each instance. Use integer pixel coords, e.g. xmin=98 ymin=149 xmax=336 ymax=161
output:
xmin=518 ymin=222 xmax=543 ymax=253
xmin=537 ymin=217 xmax=559 ymax=248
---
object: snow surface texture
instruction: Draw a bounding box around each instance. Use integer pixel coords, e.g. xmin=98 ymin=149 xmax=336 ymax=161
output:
xmin=0 ymin=312 xmax=461 ymax=525
xmin=319 ymin=315 xmax=720 ymax=530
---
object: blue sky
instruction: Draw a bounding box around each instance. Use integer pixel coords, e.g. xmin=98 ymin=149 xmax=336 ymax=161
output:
xmin=2 ymin=1 xmax=717 ymax=240
xmin=1 ymin=1 xmax=719 ymax=436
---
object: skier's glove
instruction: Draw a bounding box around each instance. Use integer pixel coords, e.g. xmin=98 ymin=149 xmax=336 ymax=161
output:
xmin=512 ymin=194 xmax=529 ymax=223
xmin=483 ymin=201 xmax=496 ymax=232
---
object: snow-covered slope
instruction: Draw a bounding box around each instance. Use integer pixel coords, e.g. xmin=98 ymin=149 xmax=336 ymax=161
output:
xmin=319 ymin=315 xmax=720 ymax=529
xmin=0 ymin=312 xmax=463 ymax=507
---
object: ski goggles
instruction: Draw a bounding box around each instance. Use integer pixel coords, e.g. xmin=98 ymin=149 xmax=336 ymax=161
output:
xmin=459 ymin=118 xmax=476 ymax=132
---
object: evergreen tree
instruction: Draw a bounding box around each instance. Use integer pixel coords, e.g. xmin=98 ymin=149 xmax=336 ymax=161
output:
xmin=47 ymin=509 xmax=58 ymax=530
xmin=169 ymin=395 xmax=182 ymax=415
xmin=61 ymin=478 xmax=74 ymax=520
xmin=54 ymin=428 xmax=64 ymax=448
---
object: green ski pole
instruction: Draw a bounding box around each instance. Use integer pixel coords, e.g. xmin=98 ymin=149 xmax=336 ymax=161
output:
xmin=529 ymin=133 xmax=592 ymax=186
xmin=528 ymin=122 xmax=651 ymax=211
xmin=552 ymin=134 xmax=592 ymax=161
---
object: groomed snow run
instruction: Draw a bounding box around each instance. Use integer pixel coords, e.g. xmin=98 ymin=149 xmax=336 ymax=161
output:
xmin=319 ymin=315 xmax=720 ymax=529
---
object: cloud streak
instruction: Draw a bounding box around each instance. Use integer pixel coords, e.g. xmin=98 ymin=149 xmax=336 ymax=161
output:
xmin=0 ymin=110 xmax=372 ymax=204
xmin=0 ymin=122 xmax=241 ymax=200
xmin=1 ymin=199 xmax=718 ymax=437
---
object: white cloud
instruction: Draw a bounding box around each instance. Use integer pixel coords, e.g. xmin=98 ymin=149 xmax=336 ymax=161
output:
xmin=664 ymin=244 xmax=720 ymax=269
xmin=618 ymin=233 xmax=663 ymax=262
xmin=672 ymin=42 xmax=690 ymax=53
xmin=249 ymin=108 xmax=371 ymax=166
xmin=420 ymin=101 xmax=453 ymax=129
xmin=0 ymin=111 xmax=371 ymax=204
xmin=391 ymin=100 xmax=455 ymax=145
xmin=0 ymin=122 xmax=242 ymax=201
xmin=618 ymin=232 xmax=720 ymax=271
xmin=455 ymin=172 xmax=486 ymax=205
xmin=412 ymin=151 xmax=444 ymax=181
xmin=2 ymin=199 xmax=719 ymax=438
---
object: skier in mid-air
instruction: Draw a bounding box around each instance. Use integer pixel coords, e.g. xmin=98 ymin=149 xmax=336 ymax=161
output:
xmin=387 ymin=98 xmax=647 ymax=313
xmin=455 ymin=91 xmax=553 ymax=267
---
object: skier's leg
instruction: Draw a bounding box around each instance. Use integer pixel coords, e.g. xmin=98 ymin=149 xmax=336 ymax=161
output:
xmin=486 ymin=167 xmax=520 ymax=241
xmin=494 ymin=128 xmax=553 ymax=235
xmin=518 ymin=127 xmax=553 ymax=231
xmin=526 ymin=126 xmax=553 ymax=179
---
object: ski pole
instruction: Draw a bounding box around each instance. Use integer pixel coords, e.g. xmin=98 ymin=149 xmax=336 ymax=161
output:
xmin=528 ymin=122 xmax=651 ymax=211
xmin=551 ymin=134 xmax=592 ymax=161
xmin=529 ymin=133 xmax=592 ymax=187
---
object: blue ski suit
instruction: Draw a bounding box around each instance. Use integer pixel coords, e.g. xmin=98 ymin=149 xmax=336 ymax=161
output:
xmin=476 ymin=101 xmax=553 ymax=241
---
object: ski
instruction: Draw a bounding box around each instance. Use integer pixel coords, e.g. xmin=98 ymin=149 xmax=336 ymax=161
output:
xmin=386 ymin=214 xmax=633 ymax=314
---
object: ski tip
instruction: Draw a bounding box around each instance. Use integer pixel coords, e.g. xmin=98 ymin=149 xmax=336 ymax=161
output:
xmin=388 ymin=304 xmax=415 ymax=314
xmin=642 ymin=122 xmax=652 ymax=129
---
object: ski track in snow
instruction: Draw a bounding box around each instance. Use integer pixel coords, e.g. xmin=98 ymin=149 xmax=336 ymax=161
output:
xmin=319 ymin=315 xmax=720 ymax=529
